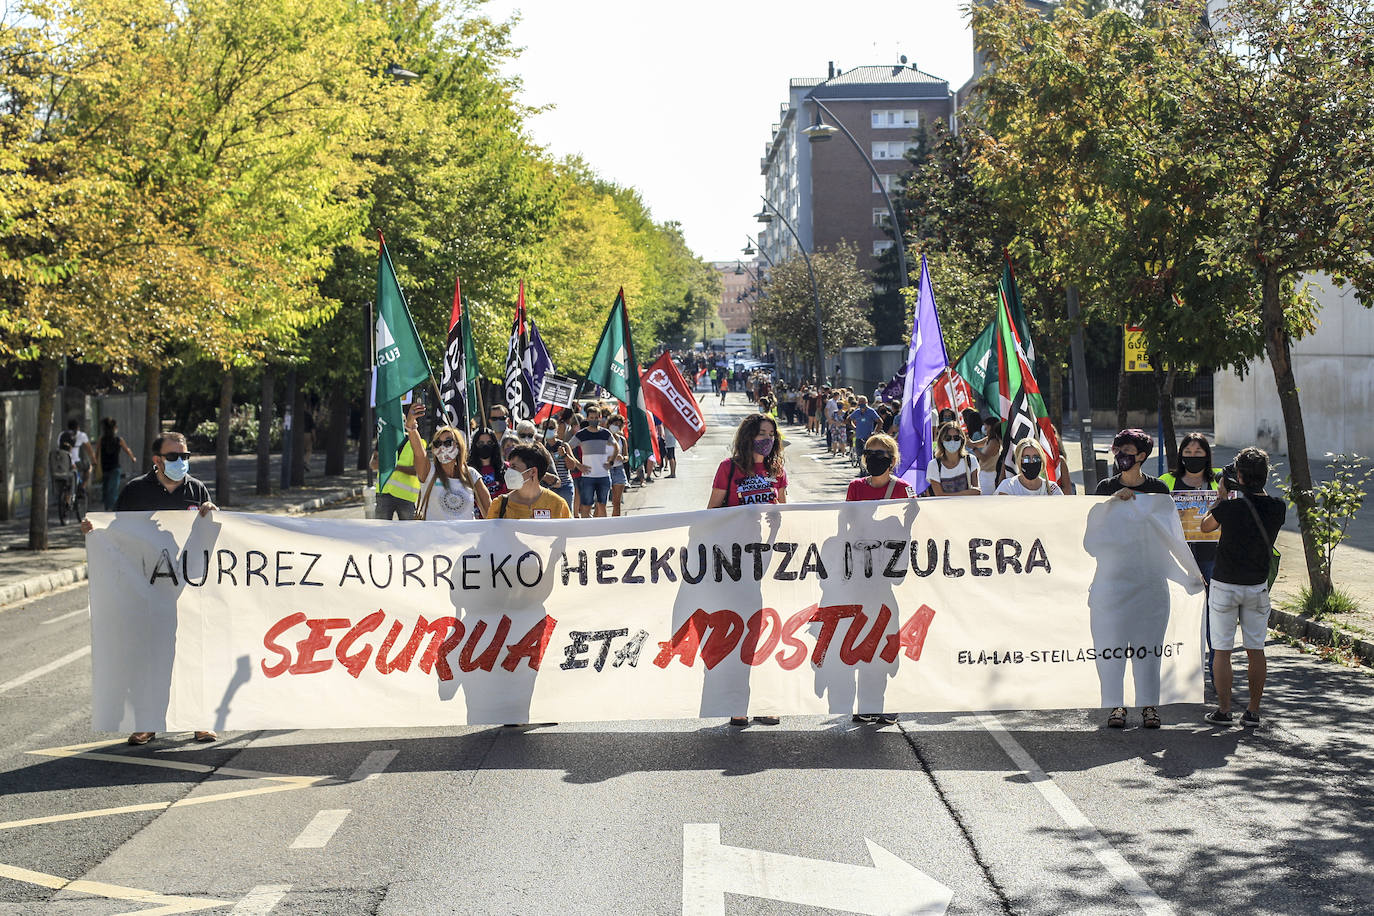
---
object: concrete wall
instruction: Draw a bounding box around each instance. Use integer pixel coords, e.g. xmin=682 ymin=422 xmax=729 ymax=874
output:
xmin=839 ymin=345 xmax=908 ymax=395
xmin=1214 ymin=277 xmax=1374 ymax=460
xmin=0 ymin=389 xmax=145 ymax=519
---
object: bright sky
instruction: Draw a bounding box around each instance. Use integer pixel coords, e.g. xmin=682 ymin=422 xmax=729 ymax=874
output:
xmin=481 ymin=0 xmax=975 ymax=263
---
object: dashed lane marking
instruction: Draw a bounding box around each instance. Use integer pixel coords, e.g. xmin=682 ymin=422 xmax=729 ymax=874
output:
xmin=348 ymin=749 xmax=398 ymax=781
xmin=228 ymin=884 xmax=291 ymax=915
xmin=977 ymin=714 xmax=1175 ymax=915
xmin=0 ymin=646 xmax=91 ymax=695
xmin=289 ymin=809 xmax=351 ymax=849
xmin=40 ymin=608 xmax=88 ymax=625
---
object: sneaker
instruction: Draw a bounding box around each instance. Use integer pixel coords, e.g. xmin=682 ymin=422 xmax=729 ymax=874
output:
xmin=1204 ymin=709 xmax=1234 ymax=725
xmin=728 ymin=716 xmax=749 ymax=727
xmin=852 ymin=713 xmax=876 ymax=724
xmin=752 ymin=716 xmax=780 ymax=726
xmin=875 ymin=713 xmax=898 ymax=725
xmin=1241 ymin=710 xmax=1261 ymax=728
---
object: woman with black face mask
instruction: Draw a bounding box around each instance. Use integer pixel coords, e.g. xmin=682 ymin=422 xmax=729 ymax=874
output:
xmin=467 ymin=428 xmax=509 ymax=500
xmin=1160 ymin=432 xmax=1222 ymax=583
xmin=844 ymin=433 xmax=914 ymax=503
xmin=1093 ymin=428 xmax=1170 ymax=499
xmin=994 ymin=439 xmax=1064 ymax=495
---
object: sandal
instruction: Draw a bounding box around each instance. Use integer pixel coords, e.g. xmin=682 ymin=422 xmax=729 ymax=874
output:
xmin=1107 ymin=707 xmax=1127 ymax=729
xmin=193 ymin=731 xmax=218 ymax=742
xmin=729 ymin=716 xmax=748 ymax=727
xmin=127 ymin=732 xmax=156 ymax=745
xmin=1142 ymin=707 xmax=1161 ymax=729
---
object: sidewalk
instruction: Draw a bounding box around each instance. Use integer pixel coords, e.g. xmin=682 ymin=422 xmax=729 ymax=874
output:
xmin=1060 ymin=426 xmax=1374 ymax=664
xmin=0 ymin=452 xmax=367 ymax=606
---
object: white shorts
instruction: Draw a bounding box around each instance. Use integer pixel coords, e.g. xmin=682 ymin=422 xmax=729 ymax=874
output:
xmin=1208 ymin=580 xmax=1271 ymax=651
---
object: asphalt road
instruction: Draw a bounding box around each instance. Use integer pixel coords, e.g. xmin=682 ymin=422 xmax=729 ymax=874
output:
xmin=1 ymin=393 xmax=1371 ymax=915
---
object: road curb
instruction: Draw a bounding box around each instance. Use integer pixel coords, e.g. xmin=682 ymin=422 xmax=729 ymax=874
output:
xmin=1269 ymin=608 xmax=1374 ymax=667
xmin=0 ymin=564 xmax=89 ymax=606
xmin=0 ymin=485 xmax=363 ymax=607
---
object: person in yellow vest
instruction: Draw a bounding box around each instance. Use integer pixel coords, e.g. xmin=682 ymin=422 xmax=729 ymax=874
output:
xmin=1159 ymin=432 xmax=1223 ymax=584
xmin=370 ymin=401 xmax=426 ymax=519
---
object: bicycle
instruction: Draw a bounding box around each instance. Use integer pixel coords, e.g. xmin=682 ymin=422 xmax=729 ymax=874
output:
xmin=49 ymin=451 xmax=86 ymax=525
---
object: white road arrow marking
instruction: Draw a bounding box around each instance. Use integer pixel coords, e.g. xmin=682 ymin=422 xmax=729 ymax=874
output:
xmin=682 ymin=823 xmax=952 ymax=916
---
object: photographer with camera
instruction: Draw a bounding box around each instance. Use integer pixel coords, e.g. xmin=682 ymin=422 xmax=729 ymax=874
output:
xmin=1199 ymin=447 xmax=1287 ymax=728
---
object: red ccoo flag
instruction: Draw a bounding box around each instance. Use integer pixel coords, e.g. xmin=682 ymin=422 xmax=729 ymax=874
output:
xmin=640 ymin=351 xmax=706 ymax=450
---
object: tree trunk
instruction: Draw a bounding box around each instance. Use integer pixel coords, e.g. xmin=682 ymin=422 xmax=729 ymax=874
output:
xmin=1115 ymin=364 xmax=1130 ymax=432
xmin=1046 ymin=357 xmax=1065 ymax=440
xmin=215 ymin=368 xmax=233 ymax=505
xmin=325 ymin=383 xmax=347 ymax=476
xmin=289 ymin=383 xmax=306 ymax=487
xmin=257 ymin=364 xmax=274 ymax=495
xmin=27 ymin=358 xmax=60 ymax=550
xmin=1261 ymin=265 xmax=1326 ymax=599
xmin=1152 ymin=363 xmax=1179 ymax=471
xmin=142 ymin=364 xmax=161 ymax=469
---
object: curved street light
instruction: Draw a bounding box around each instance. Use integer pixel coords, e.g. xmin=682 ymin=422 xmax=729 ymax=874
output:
xmin=803 ymin=96 xmax=911 ymax=294
xmin=757 ymin=196 xmax=825 ymax=381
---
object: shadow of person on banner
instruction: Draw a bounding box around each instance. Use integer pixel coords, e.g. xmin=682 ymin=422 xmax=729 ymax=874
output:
xmin=655 ymin=507 xmax=773 ymax=723
xmin=92 ymin=511 xmax=221 ymax=734
xmin=1084 ymin=495 xmax=1199 ymax=713
xmin=812 ymin=499 xmax=920 ymax=719
xmin=439 ymin=521 xmax=566 ymax=728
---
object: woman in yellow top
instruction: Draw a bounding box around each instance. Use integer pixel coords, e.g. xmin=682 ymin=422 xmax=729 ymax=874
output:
xmin=485 ymin=443 xmax=572 ymax=519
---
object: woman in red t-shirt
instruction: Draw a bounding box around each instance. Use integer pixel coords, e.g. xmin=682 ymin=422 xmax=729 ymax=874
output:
xmin=845 ymin=433 xmax=913 ymax=502
xmin=707 ymin=413 xmax=787 ymax=727
xmin=707 ymin=413 xmax=788 ymax=509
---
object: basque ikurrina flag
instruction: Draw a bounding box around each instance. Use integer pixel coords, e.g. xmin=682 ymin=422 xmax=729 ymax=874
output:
xmin=373 ymin=233 xmax=433 ymax=490
xmin=586 ymin=288 xmax=654 ymax=468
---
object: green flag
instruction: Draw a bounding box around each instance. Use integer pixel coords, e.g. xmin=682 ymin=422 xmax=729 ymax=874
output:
xmin=953 ymin=320 xmax=999 ymax=414
xmin=586 ymin=288 xmax=654 ymax=468
xmin=374 ymin=234 xmax=433 ymax=489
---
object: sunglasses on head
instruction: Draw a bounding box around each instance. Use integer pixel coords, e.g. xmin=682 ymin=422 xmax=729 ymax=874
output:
xmin=160 ymin=451 xmax=191 ymax=461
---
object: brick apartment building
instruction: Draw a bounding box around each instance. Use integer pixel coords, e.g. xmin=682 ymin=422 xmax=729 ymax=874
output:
xmin=758 ymin=61 xmax=954 ymax=301
xmin=712 ymin=261 xmax=756 ymax=334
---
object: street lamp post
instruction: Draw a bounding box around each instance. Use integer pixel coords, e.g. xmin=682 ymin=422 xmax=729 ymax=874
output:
xmin=756 ymin=196 xmax=825 ymax=382
xmin=802 ymin=96 xmax=911 ymax=294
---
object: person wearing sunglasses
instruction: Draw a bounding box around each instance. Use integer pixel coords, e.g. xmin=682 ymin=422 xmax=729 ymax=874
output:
xmin=407 ymin=422 xmax=490 ymax=521
xmin=83 ymin=431 xmax=218 ymax=746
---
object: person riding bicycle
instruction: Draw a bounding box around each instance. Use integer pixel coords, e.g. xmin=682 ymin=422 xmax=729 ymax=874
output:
xmin=59 ymin=419 xmax=96 ymax=491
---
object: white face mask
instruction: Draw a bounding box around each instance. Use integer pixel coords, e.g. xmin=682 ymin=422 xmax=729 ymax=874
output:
xmin=943 ymin=439 xmax=963 ymax=453
xmin=504 ymin=467 xmax=527 ymax=491
xmin=434 ymin=445 xmax=458 ymax=464
xmin=544 ymin=429 xmax=557 ymax=441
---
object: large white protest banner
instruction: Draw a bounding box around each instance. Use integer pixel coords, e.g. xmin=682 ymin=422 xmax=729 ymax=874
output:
xmin=85 ymin=495 xmax=1205 ymax=731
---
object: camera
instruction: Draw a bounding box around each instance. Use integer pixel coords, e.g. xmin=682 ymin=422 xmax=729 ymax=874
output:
xmin=1221 ymin=462 xmax=1242 ymax=491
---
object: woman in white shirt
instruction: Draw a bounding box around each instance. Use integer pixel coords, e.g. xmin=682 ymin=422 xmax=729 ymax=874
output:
xmin=408 ymin=422 xmax=492 ymax=520
xmin=995 ymin=438 xmax=1064 ymax=496
xmin=925 ymin=421 xmax=980 ymax=496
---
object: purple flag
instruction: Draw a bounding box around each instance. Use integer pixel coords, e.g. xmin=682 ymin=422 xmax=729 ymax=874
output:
xmin=896 ymin=253 xmax=949 ymax=491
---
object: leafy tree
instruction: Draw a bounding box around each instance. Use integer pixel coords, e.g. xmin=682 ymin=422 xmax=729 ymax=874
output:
xmin=1180 ymin=0 xmax=1374 ymax=601
xmin=753 ymin=242 xmax=875 ymax=379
